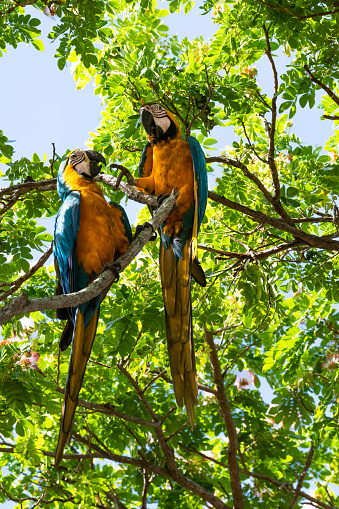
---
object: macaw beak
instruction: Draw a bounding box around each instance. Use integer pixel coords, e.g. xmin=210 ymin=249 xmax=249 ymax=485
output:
xmin=140 ymin=108 xmax=165 ymax=141
xmin=85 ymin=150 xmax=106 ymax=178
xmin=140 ymin=108 xmax=154 ymax=136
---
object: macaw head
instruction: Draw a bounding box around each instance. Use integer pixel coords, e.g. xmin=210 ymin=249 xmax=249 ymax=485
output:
xmin=66 ymin=149 xmax=106 ymax=179
xmin=57 ymin=149 xmax=106 ymax=201
xmin=140 ymin=104 xmax=181 ymax=143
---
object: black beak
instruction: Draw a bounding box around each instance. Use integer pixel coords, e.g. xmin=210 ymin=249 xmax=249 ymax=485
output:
xmin=140 ymin=109 xmax=154 ymax=136
xmin=86 ymin=150 xmax=106 ymax=178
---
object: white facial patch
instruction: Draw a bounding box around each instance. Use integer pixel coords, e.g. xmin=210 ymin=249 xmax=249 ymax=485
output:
xmin=68 ymin=150 xmax=91 ymax=176
xmin=141 ymin=104 xmax=171 ymax=135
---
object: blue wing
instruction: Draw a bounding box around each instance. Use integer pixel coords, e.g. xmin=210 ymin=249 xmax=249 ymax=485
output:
xmin=109 ymin=201 xmax=133 ymax=245
xmin=54 ymin=191 xmax=81 ymax=323
xmin=187 ymin=136 xmax=208 ymax=235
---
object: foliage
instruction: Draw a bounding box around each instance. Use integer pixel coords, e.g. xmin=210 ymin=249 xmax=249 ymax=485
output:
xmin=1 ymin=0 xmax=339 ymax=508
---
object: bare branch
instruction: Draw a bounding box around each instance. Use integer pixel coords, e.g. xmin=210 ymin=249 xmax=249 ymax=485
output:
xmin=185 ymin=66 xmax=215 ymax=137
xmin=288 ymin=442 xmax=315 ymax=509
xmin=208 ymin=190 xmax=339 ymax=251
xmin=204 ymin=324 xmax=244 ymax=509
xmin=0 ymin=190 xmax=178 ymax=325
xmin=151 ymin=369 xmax=217 ymax=395
xmin=239 ymin=119 xmax=268 ymax=164
xmin=106 ymin=490 xmax=129 ymax=509
xmin=263 ymin=24 xmax=281 ymax=202
xmin=323 ymin=115 xmax=339 ymax=121
xmin=0 ymin=243 xmax=53 ymax=302
xmin=304 ymin=65 xmax=339 ymax=108
xmin=55 ymin=387 xmax=160 ymax=429
xmin=198 ymin=239 xmax=305 ymax=261
xmin=50 ymin=143 xmax=57 ymax=178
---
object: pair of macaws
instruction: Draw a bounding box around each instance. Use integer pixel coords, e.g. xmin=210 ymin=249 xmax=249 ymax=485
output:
xmin=53 ymin=104 xmax=208 ymax=466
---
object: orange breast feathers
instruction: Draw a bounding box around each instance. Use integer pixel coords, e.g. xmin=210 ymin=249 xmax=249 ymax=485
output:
xmin=136 ymin=138 xmax=194 ymax=215
xmin=64 ymin=166 xmax=128 ymax=276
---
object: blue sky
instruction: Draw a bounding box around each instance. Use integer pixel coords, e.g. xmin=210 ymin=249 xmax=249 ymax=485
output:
xmin=0 ymin=2 xmax=336 ymax=507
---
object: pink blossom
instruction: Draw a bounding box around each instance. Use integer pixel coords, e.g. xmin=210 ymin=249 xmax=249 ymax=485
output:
xmin=25 ymin=351 xmax=39 ymax=370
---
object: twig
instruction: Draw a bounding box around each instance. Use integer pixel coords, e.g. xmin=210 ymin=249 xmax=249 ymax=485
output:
xmin=166 ymin=421 xmax=189 ymax=442
xmin=239 ymin=119 xmax=268 ymax=164
xmin=50 ymin=143 xmax=56 ymax=178
xmin=288 ymin=442 xmax=315 ymax=509
xmin=0 ymin=243 xmax=53 ymax=302
xmin=185 ymin=66 xmax=215 ymax=137
xmin=142 ymin=370 xmax=167 ymax=393
xmin=323 ymin=115 xmax=339 ymax=121
xmin=304 ymin=65 xmax=339 ymax=108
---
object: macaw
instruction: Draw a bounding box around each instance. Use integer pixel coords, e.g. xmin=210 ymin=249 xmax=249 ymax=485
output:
xmin=135 ymin=103 xmax=208 ymax=425
xmin=53 ymin=149 xmax=131 ymax=467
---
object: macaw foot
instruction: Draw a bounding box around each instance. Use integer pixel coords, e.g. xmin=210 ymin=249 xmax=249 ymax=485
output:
xmin=100 ymin=261 xmax=121 ymax=283
xmin=133 ymin=222 xmax=157 ymax=241
xmin=110 ymin=164 xmax=136 ymax=189
xmin=157 ymin=193 xmax=171 ymax=207
xmin=163 ymin=221 xmax=183 ymax=236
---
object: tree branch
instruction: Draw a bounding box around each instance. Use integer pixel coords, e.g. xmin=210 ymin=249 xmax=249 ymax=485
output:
xmin=55 ymin=387 xmax=160 ymax=429
xmin=304 ymin=65 xmax=339 ymax=108
xmin=208 ymin=190 xmax=339 ymax=251
xmin=180 ymin=444 xmax=334 ymax=509
xmin=0 ymin=190 xmax=178 ymax=325
xmin=263 ymin=24 xmax=282 ymax=204
xmin=198 ymin=239 xmax=304 ymax=261
xmin=204 ymin=324 xmax=244 ymax=509
xmin=0 ymin=243 xmax=53 ymax=302
xmin=258 ymin=0 xmax=339 ymax=19
xmin=288 ymin=442 xmax=315 ymax=509
xmin=185 ymin=66 xmax=215 ymax=138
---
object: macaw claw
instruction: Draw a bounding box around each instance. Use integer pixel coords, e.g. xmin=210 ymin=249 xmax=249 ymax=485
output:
xmin=157 ymin=193 xmax=171 ymax=207
xmin=100 ymin=261 xmax=121 ymax=282
xmin=133 ymin=222 xmax=157 ymax=241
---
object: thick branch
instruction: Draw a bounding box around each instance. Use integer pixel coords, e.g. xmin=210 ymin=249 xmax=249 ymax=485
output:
xmin=204 ymin=325 xmax=244 ymax=509
xmin=0 ymin=173 xmax=158 ymax=208
xmin=208 ymin=190 xmax=339 ymax=251
xmin=180 ymin=445 xmax=335 ymax=509
xmin=0 ymin=190 xmax=178 ymax=325
xmin=117 ymin=364 xmax=227 ymax=509
xmin=0 ymin=243 xmax=53 ymax=302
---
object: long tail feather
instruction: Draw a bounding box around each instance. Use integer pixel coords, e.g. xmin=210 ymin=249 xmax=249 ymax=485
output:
xmin=55 ymin=308 xmax=100 ymax=467
xmin=160 ymin=242 xmax=198 ymax=425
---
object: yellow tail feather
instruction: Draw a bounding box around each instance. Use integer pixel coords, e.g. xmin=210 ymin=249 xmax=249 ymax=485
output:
xmin=54 ymin=309 xmax=100 ymax=467
xmin=160 ymin=242 xmax=198 ymax=424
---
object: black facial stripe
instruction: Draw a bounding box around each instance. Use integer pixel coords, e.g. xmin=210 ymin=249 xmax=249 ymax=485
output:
xmin=69 ymin=152 xmax=85 ymax=167
xmin=150 ymin=106 xmax=167 ymax=116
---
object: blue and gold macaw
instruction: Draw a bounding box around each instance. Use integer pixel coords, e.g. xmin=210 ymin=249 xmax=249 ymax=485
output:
xmin=53 ymin=149 xmax=131 ymax=467
xmin=135 ymin=104 xmax=208 ymax=424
